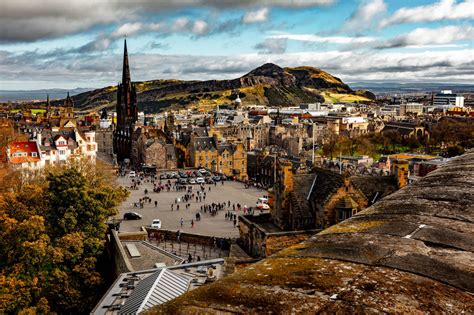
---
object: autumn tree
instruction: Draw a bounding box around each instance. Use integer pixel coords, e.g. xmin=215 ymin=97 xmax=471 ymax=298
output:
xmin=0 ymin=161 xmax=128 ymax=314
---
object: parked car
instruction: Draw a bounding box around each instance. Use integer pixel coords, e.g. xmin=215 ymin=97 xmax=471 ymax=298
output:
xmin=159 ymin=174 xmax=168 ymax=179
xmin=151 ymin=219 xmax=162 ymax=229
xmin=129 ymin=171 xmax=136 ymax=178
xmin=212 ymin=176 xmax=221 ymax=182
xmin=196 ymin=177 xmax=205 ymax=184
xmin=198 ymin=168 xmax=207 ymax=174
xmin=256 ymin=203 xmax=270 ymax=210
xmin=205 ymin=178 xmax=215 ymax=184
xmin=178 ymin=178 xmax=187 ymax=185
xmin=189 ymin=178 xmax=197 ymax=184
xmin=123 ymin=212 xmax=142 ymax=220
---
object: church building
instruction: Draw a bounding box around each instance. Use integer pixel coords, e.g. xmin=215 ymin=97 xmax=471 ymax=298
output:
xmin=113 ymin=39 xmax=138 ymax=162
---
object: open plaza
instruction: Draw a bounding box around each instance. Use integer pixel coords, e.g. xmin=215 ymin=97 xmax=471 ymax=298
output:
xmin=113 ymin=171 xmax=267 ymax=238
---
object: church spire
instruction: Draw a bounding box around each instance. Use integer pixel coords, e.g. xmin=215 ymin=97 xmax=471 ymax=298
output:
xmin=122 ymin=39 xmax=131 ymax=85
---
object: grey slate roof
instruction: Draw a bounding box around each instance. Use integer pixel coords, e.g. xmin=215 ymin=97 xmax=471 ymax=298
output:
xmin=119 ymin=269 xmax=189 ymax=314
xmin=192 ymin=136 xmax=216 ymax=151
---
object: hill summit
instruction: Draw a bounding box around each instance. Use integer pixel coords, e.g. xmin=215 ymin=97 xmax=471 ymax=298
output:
xmin=63 ymin=63 xmax=374 ymax=112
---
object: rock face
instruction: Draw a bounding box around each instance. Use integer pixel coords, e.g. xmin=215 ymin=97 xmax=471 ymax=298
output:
xmin=66 ymin=63 xmax=360 ymax=112
xmin=146 ymin=152 xmax=474 ymax=314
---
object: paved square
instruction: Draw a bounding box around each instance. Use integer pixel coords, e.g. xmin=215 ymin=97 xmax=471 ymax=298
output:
xmin=113 ymin=176 xmax=266 ymax=237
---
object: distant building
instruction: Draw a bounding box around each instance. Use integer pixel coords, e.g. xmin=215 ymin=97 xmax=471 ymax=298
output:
xmin=433 ymin=90 xmax=464 ymax=108
xmin=399 ymin=103 xmax=423 ymax=116
xmin=7 ymin=128 xmax=97 ymax=170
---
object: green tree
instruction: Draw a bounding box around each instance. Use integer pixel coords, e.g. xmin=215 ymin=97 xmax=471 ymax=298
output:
xmin=0 ymin=161 xmax=128 ymax=314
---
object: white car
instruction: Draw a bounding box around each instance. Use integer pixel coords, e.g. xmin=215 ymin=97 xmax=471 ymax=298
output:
xmin=196 ymin=177 xmax=205 ymax=184
xmin=189 ymin=178 xmax=197 ymax=184
xmin=151 ymin=219 xmax=162 ymax=229
xmin=256 ymin=203 xmax=270 ymax=210
xmin=198 ymin=168 xmax=207 ymax=174
xmin=129 ymin=171 xmax=136 ymax=178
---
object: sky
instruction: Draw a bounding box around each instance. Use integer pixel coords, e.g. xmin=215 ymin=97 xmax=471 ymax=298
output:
xmin=0 ymin=0 xmax=473 ymax=90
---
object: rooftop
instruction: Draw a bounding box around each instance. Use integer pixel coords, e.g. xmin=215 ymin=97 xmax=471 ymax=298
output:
xmin=121 ymin=241 xmax=184 ymax=271
xmin=92 ymin=259 xmax=226 ymax=314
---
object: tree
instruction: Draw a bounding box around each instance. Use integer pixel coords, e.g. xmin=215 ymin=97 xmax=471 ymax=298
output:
xmin=322 ymin=132 xmax=339 ymax=159
xmin=0 ymin=161 xmax=128 ymax=314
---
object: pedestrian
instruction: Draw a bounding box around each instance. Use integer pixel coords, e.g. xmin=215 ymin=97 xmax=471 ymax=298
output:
xmin=188 ymin=253 xmax=192 ymax=263
xmin=171 ymin=204 xmax=174 ymax=211
xmin=177 ymin=230 xmax=181 ymax=242
xmin=154 ymin=200 xmax=158 ymax=207
xmin=233 ymin=217 xmax=237 ymax=227
xmin=191 ymin=219 xmax=194 ymax=228
xmin=180 ymin=217 xmax=184 ymax=227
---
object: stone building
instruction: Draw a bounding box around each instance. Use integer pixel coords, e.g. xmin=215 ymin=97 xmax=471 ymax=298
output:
xmin=188 ymin=134 xmax=248 ymax=180
xmin=273 ymin=168 xmax=399 ymax=230
xmin=96 ymin=129 xmax=114 ymax=157
xmin=131 ymin=127 xmax=177 ymax=170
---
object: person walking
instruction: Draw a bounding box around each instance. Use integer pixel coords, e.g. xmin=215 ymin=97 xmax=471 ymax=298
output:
xmin=180 ymin=217 xmax=184 ymax=227
xmin=154 ymin=200 xmax=158 ymax=207
xmin=191 ymin=219 xmax=194 ymax=228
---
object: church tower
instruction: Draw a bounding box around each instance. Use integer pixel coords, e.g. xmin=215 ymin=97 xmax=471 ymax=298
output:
xmin=113 ymin=39 xmax=138 ymax=162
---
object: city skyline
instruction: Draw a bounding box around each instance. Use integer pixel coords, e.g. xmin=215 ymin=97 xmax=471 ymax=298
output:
xmin=1 ymin=0 xmax=474 ymax=90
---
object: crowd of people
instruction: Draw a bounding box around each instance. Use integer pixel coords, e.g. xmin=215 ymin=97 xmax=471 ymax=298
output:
xmin=120 ymin=169 xmax=264 ymax=231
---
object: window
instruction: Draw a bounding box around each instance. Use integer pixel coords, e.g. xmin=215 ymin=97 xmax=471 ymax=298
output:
xmin=59 ymin=150 xmax=65 ymax=155
xmin=31 ymin=152 xmax=37 ymax=157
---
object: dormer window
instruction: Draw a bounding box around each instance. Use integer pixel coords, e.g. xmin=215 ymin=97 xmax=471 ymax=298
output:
xmin=32 ymin=152 xmax=37 ymax=157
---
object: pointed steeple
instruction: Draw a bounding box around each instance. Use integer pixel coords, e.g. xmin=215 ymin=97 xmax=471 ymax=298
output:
xmin=122 ymin=39 xmax=131 ymax=85
xmin=64 ymin=91 xmax=74 ymax=107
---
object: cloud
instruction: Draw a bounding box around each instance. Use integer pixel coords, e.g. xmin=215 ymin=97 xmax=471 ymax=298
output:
xmin=0 ymin=0 xmax=335 ymax=42
xmin=374 ymin=25 xmax=474 ymax=49
xmin=379 ymin=0 xmax=474 ymax=28
xmin=2 ymin=47 xmax=474 ymax=90
xmin=270 ymin=33 xmax=377 ymax=45
xmin=243 ymin=8 xmax=269 ymax=24
xmin=192 ymin=20 xmax=209 ymax=35
xmin=254 ymin=38 xmax=288 ymax=54
xmin=111 ymin=23 xmax=143 ymax=38
xmin=77 ymin=36 xmax=113 ymax=53
xmin=344 ymin=0 xmax=387 ymax=30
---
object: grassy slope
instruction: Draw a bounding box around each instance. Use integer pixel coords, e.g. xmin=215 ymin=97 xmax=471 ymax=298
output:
xmin=321 ymin=91 xmax=371 ymax=104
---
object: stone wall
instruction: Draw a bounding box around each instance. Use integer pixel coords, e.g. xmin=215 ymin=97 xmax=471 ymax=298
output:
xmin=107 ymin=229 xmax=134 ymax=278
xmin=238 ymin=214 xmax=321 ymax=258
xmin=146 ymin=228 xmax=235 ymax=248
xmin=265 ymin=231 xmax=317 ymax=257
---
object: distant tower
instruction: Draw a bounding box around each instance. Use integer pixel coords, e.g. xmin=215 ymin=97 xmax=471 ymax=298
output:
xmin=234 ymin=92 xmax=242 ymax=109
xmin=63 ymin=92 xmax=75 ymax=119
xmin=64 ymin=92 xmax=74 ymax=107
xmin=113 ymin=39 xmax=138 ymax=162
xmin=46 ymin=94 xmax=51 ymax=117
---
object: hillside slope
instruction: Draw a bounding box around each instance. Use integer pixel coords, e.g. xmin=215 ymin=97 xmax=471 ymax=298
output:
xmin=55 ymin=63 xmax=373 ymax=112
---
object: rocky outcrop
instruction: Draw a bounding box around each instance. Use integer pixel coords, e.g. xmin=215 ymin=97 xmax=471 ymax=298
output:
xmin=68 ymin=63 xmax=362 ymax=112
